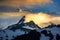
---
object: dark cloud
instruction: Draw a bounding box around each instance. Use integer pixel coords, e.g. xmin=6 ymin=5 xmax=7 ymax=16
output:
xmin=0 ymin=0 xmax=5 ymax=2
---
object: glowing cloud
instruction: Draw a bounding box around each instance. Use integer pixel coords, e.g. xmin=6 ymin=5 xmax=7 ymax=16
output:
xmin=0 ymin=11 xmax=29 ymax=17
xmin=25 ymin=12 xmax=60 ymax=28
xmin=0 ymin=12 xmax=60 ymax=28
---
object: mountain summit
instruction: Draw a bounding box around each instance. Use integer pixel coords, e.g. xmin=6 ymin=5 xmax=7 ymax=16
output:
xmin=4 ymin=16 xmax=40 ymax=32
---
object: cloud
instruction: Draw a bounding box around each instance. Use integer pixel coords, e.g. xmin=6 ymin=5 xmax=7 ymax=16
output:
xmin=0 ymin=11 xmax=34 ymax=19
xmin=0 ymin=12 xmax=60 ymax=28
xmin=0 ymin=12 xmax=29 ymax=17
xmin=25 ymin=12 xmax=60 ymax=28
xmin=0 ymin=0 xmax=52 ymax=8
xmin=0 ymin=0 xmax=51 ymax=4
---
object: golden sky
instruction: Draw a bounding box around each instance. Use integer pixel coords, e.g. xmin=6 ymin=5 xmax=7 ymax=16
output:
xmin=0 ymin=12 xmax=60 ymax=28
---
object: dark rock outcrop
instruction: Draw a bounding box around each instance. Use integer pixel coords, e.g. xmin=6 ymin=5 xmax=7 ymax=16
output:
xmin=56 ymin=34 xmax=60 ymax=40
xmin=13 ymin=30 xmax=41 ymax=40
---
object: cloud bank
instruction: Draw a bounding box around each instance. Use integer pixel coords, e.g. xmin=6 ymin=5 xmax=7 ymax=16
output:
xmin=25 ymin=12 xmax=60 ymax=28
xmin=0 ymin=0 xmax=52 ymax=8
xmin=0 ymin=12 xmax=60 ymax=28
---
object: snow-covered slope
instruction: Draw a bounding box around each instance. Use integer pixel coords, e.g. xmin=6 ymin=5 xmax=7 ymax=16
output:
xmin=0 ymin=16 xmax=60 ymax=40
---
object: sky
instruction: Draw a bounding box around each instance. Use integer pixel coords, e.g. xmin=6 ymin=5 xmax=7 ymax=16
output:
xmin=0 ymin=0 xmax=60 ymax=29
xmin=0 ymin=0 xmax=60 ymax=13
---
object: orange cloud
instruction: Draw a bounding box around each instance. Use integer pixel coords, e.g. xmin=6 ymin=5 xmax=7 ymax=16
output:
xmin=0 ymin=11 xmax=32 ymax=17
xmin=52 ymin=17 xmax=60 ymax=24
xmin=25 ymin=12 xmax=60 ymax=28
xmin=1 ymin=12 xmax=60 ymax=28
xmin=0 ymin=0 xmax=52 ymax=8
xmin=1 ymin=0 xmax=51 ymax=4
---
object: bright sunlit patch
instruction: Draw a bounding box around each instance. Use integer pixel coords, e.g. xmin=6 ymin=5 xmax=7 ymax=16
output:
xmin=25 ymin=12 xmax=52 ymax=28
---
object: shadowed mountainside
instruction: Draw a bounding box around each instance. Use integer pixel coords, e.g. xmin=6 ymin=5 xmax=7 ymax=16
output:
xmin=13 ymin=30 xmax=41 ymax=40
